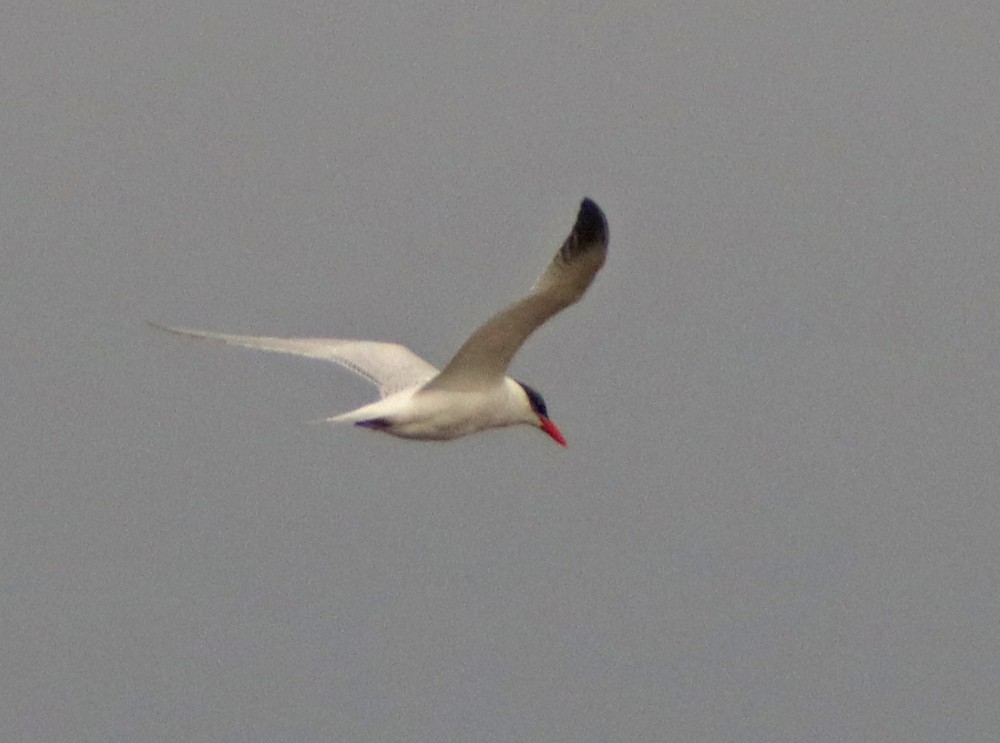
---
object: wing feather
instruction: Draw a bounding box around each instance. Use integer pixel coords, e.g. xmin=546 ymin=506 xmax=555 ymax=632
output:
xmin=425 ymin=198 xmax=608 ymax=391
xmin=149 ymin=323 xmax=438 ymax=397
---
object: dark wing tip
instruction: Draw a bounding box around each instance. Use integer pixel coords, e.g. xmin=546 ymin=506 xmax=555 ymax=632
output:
xmin=575 ymin=198 xmax=609 ymax=245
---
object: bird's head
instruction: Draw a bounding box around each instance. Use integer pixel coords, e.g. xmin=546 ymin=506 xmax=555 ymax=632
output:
xmin=515 ymin=380 xmax=567 ymax=447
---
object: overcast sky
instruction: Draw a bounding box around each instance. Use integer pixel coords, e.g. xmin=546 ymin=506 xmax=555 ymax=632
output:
xmin=5 ymin=2 xmax=1000 ymax=741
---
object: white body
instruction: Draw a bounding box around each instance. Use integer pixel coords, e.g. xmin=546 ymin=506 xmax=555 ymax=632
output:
xmin=330 ymin=378 xmax=536 ymax=440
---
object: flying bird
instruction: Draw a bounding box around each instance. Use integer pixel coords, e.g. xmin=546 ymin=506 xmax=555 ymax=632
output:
xmin=153 ymin=198 xmax=608 ymax=446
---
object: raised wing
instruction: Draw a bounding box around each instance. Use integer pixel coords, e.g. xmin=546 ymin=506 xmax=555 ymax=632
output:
xmin=149 ymin=324 xmax=439 ymax=397
xmin=425 ymin=198 xmax=608 ymax=391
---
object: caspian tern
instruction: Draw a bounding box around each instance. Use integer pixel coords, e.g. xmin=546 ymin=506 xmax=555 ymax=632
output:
xmin=153 ymin=198 xmax=608 ymax=446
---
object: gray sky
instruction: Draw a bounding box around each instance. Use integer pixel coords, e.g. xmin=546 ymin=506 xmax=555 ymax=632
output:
xmin=5 ymin=2 xmax=1000 ymax=741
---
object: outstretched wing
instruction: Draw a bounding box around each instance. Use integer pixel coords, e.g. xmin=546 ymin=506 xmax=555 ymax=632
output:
xmin=149 ymin=324 xmax=439 ymax=397
xmin=425 ymin=198 xmax=608 ymax=391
